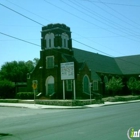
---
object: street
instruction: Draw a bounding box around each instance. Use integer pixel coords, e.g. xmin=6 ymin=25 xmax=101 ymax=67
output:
xmin=0 ymin=102 xmax=140 ymax=140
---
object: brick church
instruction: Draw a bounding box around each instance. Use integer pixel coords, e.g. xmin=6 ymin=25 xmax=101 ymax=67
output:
xmin=27 ymin=23 xmax=140 ymax=99
xmin=27 ymin=23 xmax=91 ymax=99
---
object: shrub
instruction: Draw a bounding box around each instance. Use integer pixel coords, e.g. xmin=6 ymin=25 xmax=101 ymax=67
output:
xmin=16 ymin=92 xmax=34 ymax=99
xmin=106 ymin=77 xmax=124 ymax=96
xmin=0 ymin=80 xmax=15 ymax=98
xmin=127 ymin=77 xmax=140 ymax=95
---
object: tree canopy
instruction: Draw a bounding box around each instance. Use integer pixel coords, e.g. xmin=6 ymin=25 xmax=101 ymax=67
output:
xmin=127 ymin=77 xmax=140 ymax=95
xmin=106 ymin=77 xmax=124 ymax=95
xmin=0 ymin=58 xmax=39 ymax=82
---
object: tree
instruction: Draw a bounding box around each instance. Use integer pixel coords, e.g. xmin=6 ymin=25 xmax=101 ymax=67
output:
xmin=0 ymin=59 xmax=39 ymax=98
xmin=0 ymin=58 xmax=39 ymax=82
xmin=106 ymin=77 xmax=124 ymax=96
xmin=33 ymin=58 xmax=39 ymax=67
xmin=0 ymin=61 xmax=28 ymax=82
xmin=26 ymin=60 xmax=34 ymax=72
xmin=127 ymin=77 xmax=140 ymax=95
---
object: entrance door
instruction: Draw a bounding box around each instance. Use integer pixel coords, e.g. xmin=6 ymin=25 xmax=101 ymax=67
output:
xmin=83 ymin=75 xmax=90 ymax=94
xmin=45 ymin=76 xmax=54 ymax=96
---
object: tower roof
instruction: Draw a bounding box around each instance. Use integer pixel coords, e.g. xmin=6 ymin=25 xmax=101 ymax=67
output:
xmin=42 ymin=23 xmax=71 ymax=33
xmin=41 ymin=23 xmax=72 ymax=51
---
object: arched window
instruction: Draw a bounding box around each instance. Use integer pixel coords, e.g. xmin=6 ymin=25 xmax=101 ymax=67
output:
xmin=61 ymin=33 xmax=69 ymax=48
xmin=83 ymin=75 xmax=90 ymax=94
xmin=45 ymin=76 xmax=54 ymax=96
xmin=45 ymin=33 xmax=54 ymax=48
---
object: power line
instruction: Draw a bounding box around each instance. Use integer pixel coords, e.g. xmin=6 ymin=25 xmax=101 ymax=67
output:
xmin=0 ymin=30 xmax=113 ymax=57
xmin=72 ymin=38 xmax=113 ymax=57
xmin=43 ymin=0 xmax=121 ymax=35
xmin=85 ymin=0 xmax=140 ymax=7
xmin=98 ymin=0 xmax=140 ymax=29
xmin=44 ymin=0 xmax=140 ymax=43
xmin=72 ymin=31 xmax=125 ymax=56
xmin=0 ymin=1 xmax=139 ymax=74
xmin=0 ymin=3 xmax=44 ymax=26
xmin=0 ymin=0 xmax=114 ymax=57
xmin=89 ymin=1 xmax=140 ymax=36
xmin=1 ymin=1 xmax=140 ymax=47
xmin=0 ymin=32 xmax=40 ymax=47
xmin=62 ymin=0 xmax=133 ymax=35
xmin=5 ymin=0 xmax=51 ymax=23
xmin=1 ymin=30 xmax=140 ymax=73
xmin=71 ymin=0 xmax=140 ymax=37
xmin=0 ymin=1 xmax=139 ymax=59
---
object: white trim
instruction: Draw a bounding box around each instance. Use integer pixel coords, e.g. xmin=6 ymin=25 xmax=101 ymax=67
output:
xmin=83 ymin=74 xmax=90 ymax=94
xmin=61 ymin=33 xmax=69 ymax=48
xmin=45 ymin=76 xmax=54 ymax=96
xmin=45 ymin=33 xmax=54 ymax=48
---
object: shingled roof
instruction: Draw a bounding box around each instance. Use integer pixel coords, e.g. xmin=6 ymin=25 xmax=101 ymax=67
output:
xmin=115 ymin=55 xmax=140 ymax=74
xmin=73 ymin=48 xmax=140 ymax=80
xmin=61 ymin=53 xmax=86 ymax=73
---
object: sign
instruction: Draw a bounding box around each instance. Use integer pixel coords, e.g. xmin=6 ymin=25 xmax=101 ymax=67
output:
xmin=32 ymin=80 xmax=38 ymax=90
xmin=61 ymin=62 xmax=74 ymax=80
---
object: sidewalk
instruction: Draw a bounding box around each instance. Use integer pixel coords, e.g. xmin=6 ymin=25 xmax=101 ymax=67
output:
xmin=0 ymin=100 xmax=140 ymax=109
xmin=0 ymin=102 xmax=84 ymax=109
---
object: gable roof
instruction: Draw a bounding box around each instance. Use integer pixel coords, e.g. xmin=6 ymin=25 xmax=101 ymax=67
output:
xmin=61 ymin=53 xmax=88 ymax=72
xmin=73 ymin=48 xmax=122 ymax=79
xmin=115 ymin=55 xmax=140 ymax=74
xmin=73 ymin=48 xmax=140 ymax=80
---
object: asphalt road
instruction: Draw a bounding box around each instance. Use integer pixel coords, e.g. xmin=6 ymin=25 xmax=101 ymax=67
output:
xmin=0 ymin=102 xmax=140 ymax=140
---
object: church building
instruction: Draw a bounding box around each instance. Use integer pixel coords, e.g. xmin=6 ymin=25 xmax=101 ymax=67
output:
xmin=27 ymin=23 xmax=140 ymax=99
xmin=27 ymin=23 xmax=91 ymax=99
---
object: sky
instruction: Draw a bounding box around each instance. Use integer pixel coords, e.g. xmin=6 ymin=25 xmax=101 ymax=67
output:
xmin=0 ymin=0 xmax=140 ymax=68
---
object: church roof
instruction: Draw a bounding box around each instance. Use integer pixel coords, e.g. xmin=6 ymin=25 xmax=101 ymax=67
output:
xmin=115 ymin=55 xmax=140 ymax=75
xmin=61 ymin=53 xmax=87 ymax=72
xmin=73 ymin=48 xmax=140 ymax=80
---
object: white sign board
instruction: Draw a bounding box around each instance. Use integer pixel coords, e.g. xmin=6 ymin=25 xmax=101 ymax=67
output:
xmin=61 ymin=62 xmax=74 ymax=80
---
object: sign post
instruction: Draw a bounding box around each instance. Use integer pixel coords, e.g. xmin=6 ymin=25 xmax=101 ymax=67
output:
xmin=60 ymin=62 xmax=75 ymax=100
xmin=32 ymin=80 xmax=38 ymax=105
xmin=63 ymin=80 xmax=65 ymax=100
xmin=73 ymin=79 xmax=76 ymax=100
xmin=89 ymin=83 xmax=92 ymax=104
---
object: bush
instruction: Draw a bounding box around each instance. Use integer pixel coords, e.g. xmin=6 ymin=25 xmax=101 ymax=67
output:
xmin=0 ymin=80 xmax=15 ymax=98
xmin=127 ymin=77 xmax=140 ymax=95
xmin=106 ymin=77 xmax=124 ymax=96
xmin=16 ymin=92 xmax=34 ymax=99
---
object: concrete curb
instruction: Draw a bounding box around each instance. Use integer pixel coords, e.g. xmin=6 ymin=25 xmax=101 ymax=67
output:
xmin=85 ymin=99 xmax=140 ymax=108
xmin=0 ymin=103 xmax=86 ymax=109
xmin=0 ymin=100 xmax=140 ymax=109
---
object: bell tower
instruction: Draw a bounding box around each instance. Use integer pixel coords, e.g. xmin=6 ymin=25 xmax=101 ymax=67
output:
xmin=41 ymin=23 xmax=72 ymax=51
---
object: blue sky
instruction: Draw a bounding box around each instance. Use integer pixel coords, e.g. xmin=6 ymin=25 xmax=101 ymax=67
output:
xmin=0 ymin=0 xmax=140 ymax=68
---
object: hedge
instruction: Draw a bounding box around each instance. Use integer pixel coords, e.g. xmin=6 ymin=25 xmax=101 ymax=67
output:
xmin=0 ymin=80 xmax=15 ymax=98
xmin=16 ymin=92 xmax=34 ymax=99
